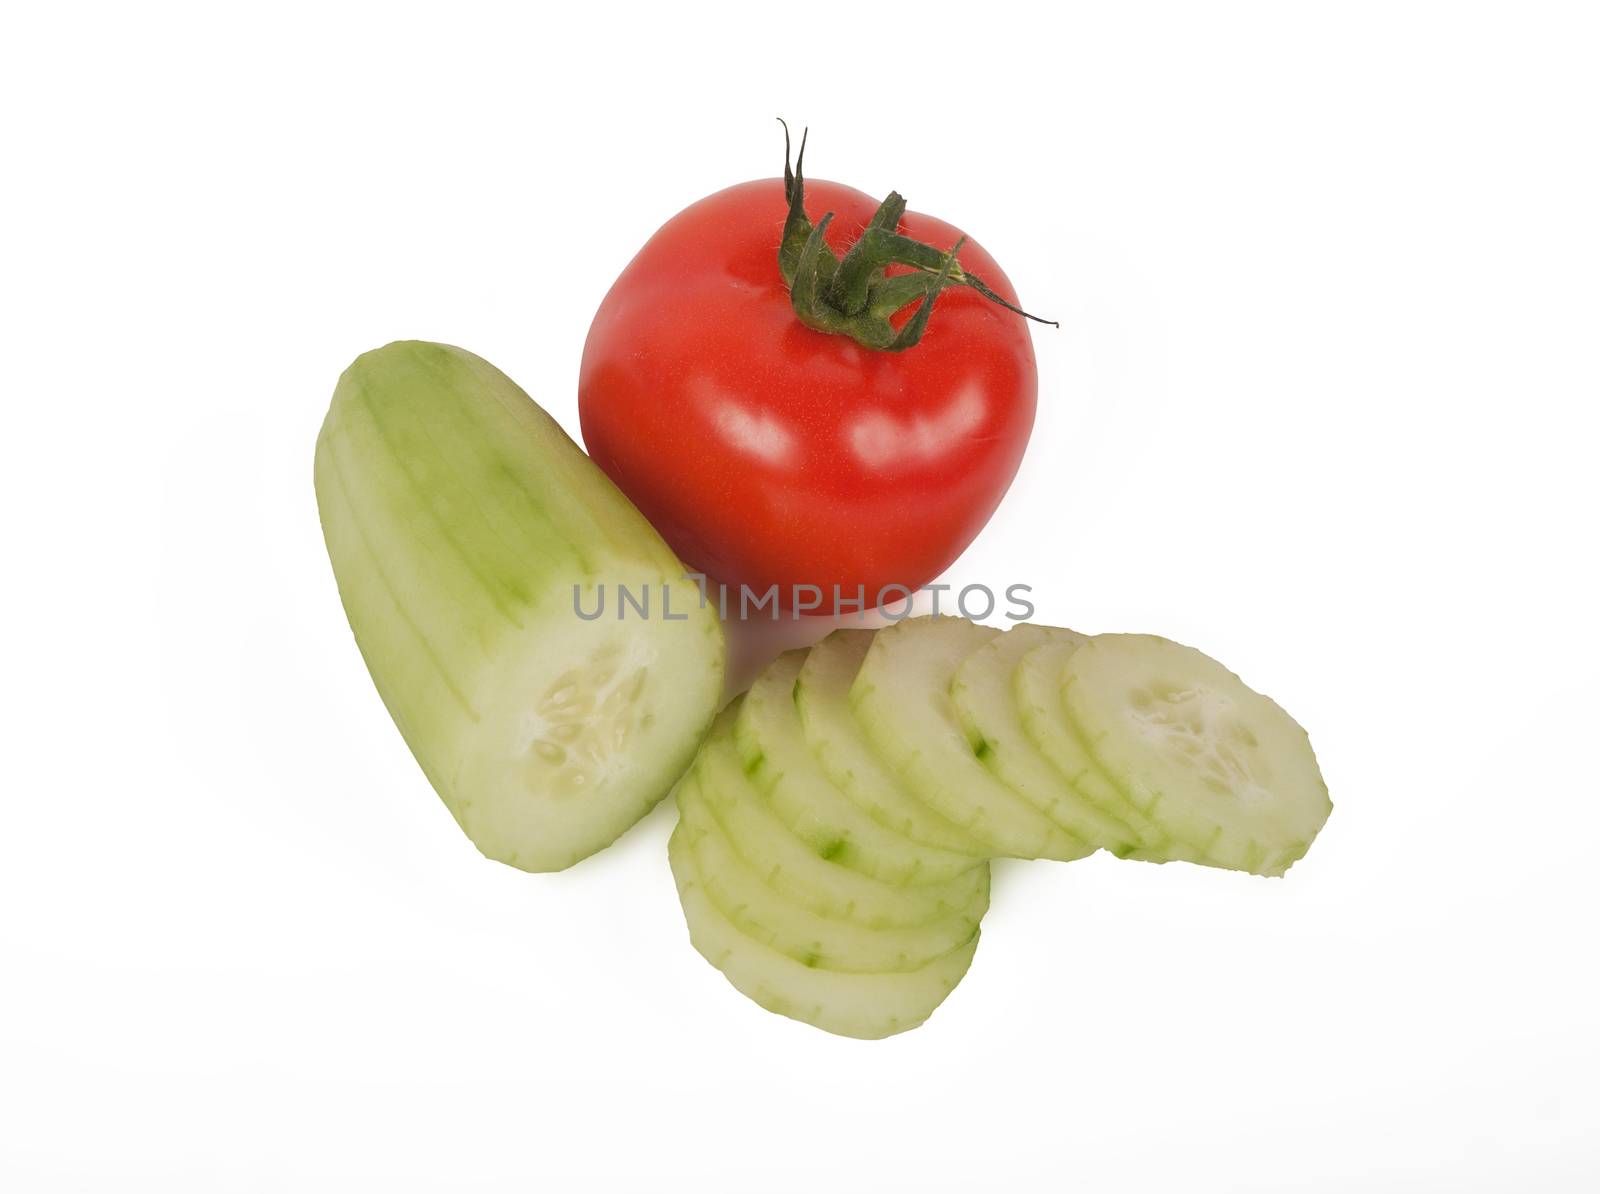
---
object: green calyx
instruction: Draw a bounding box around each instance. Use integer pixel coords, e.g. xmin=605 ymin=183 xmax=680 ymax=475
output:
xmin=777 ymin=120 xmax=1057 ymax=352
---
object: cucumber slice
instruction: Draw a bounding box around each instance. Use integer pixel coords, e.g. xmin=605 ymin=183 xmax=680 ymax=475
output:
xmin=735 ymin=651 xmax=982 ymax=887
xmin=314 ymin=341 xmax=723 ymax=872
xmin=1061 ymin=634 xmax=1332 ymax=876
xmin=850 ymin=617 xmax=1094 ymax=861
xmin=796 ymin=631 xmax=989 ymax=856
xmin=1014 ymin=638 xmax=1182 ymax=857
xmin=950 ymin=624 xmax=1143 ymax=854
xmin=677 ymin=773 xmax=985 ymax=973
xmin=669 ymin=822 xmax=980 ymax=1039
xmin=693 ymin=706 xmax=990 ymax=931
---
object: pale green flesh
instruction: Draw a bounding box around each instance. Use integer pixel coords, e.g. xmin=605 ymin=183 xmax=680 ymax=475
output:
xmin=1013 ymin=639 xmax=1199 ymax=861
xmin=668 ymin=824 xmax=979 ymax=1040
xmin=1062 ymin=634 xmax=1332 ymax=877
xmin=669 ymin=623 xmax=1330 ymax=1037
xmin=692 ymin=707 xmax=990 ymax=931
xmin=950 ymin=624 xmax=1146 ymax=854
xmin=850 ymin=617 xmax=1093 ymax=861
xmin=795 ymin=631 xmax=989 ymax=856
xmin=677 ymin=774 xmax=985 ymax=973
xmin=315 ymin=341 xmax=724 ymax=872
xmin=735 ymin=650 xmax=982 ymax=887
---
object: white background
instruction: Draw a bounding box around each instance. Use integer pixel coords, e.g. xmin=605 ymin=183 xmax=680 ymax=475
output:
xmin=4 ymin=2 xmax=1597 ymax=1189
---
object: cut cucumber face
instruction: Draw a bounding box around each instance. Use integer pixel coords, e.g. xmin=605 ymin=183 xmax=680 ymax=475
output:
xmin=796 ymin=631 xmax=989 ymax=856
xmin=950 ymin=624 xmax=1142 ymax=854
xmin=1013 ymin=638 xmax=1192 ymax=860
xmin=677 ymin=773 xmax=986 ymax=974
xmin=735 ymin=650 xmax=982 ymax=887
xmin=315 ymin=342 xmax=724 ymax=872
xmin=693 ymin=706 xmax=990 ymax=930
xmin=850 ymin=617 xmax=1094 ymax=861
xmin=1061 ymin=634 xmax=1332 ymax=876
xmin=669 ymin=824 xmax=980 ymax=1040
xmin=668 ymin=623 xmax=1331 ymax=1037
xmin=449 ymin=609 xmax=721 ymax=872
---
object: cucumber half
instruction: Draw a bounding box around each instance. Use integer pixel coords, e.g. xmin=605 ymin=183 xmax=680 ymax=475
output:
xmin=1061 ymin=634 xmax=1332 ymax=876
xmin=315 ymin=341 xmax=724 ymax=872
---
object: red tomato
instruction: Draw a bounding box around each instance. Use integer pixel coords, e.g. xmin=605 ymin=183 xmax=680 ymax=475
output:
xmin=578 ymin=177 xmax=1037 ymax=608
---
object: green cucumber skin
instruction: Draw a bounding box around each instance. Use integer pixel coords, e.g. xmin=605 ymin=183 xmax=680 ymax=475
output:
xmin=669 ymin=623 xmax=1330 ymax=1036
xmin=315 ymin=341 xmax=723 ymax=871
xmin=796 ymin=631 xmax=991 ymax=856
xmin=668 ymin=821 xmax=979 ymax=1040
xmin=949 ymin=624 xmax=1145 ymax=854
xmin=692 ymin=707 xmax=990 ymax=931
xmin=849 ymin=617 xmax=1094 ymax=861
xmin=1011 ymin=639 xmax=1201 ymax=861
xmin=735 ymin=650 xmax=983 ymax=887
xmin=1060 ymin=635 xmax=1333 ymax=877
xmin=677 ymin=774 xmax=984 ymax=974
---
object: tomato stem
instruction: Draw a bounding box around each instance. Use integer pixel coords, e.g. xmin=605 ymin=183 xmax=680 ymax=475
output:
xmin=775 ymin=120 xmax=1057 ymax=352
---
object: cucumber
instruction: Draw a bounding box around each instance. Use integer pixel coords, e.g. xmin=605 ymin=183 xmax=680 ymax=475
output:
xmin=735 ymin=650 xmax=982 ymax=887
xmin=668 ymin=822 xmax=980 ymax=1040
xmin=795 ymin=631 xmax=989 ymax=856
xmin=692 ymin=706 xmax=990 ymax=931
xmin=314 ymin=341 xmax=724 ymax=872
xmin=1013 ymin=637 xmax=1185 ymax=857
xmin=1061 ymin=634 xmax=1332 ymax=876
xmin=850 ymin=617 xmax=1094 ymax=861
xmin=950 ymin=624 xmax=1143 ymax=854
xmin=677 ymin=773 xmax=985 ymax=973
